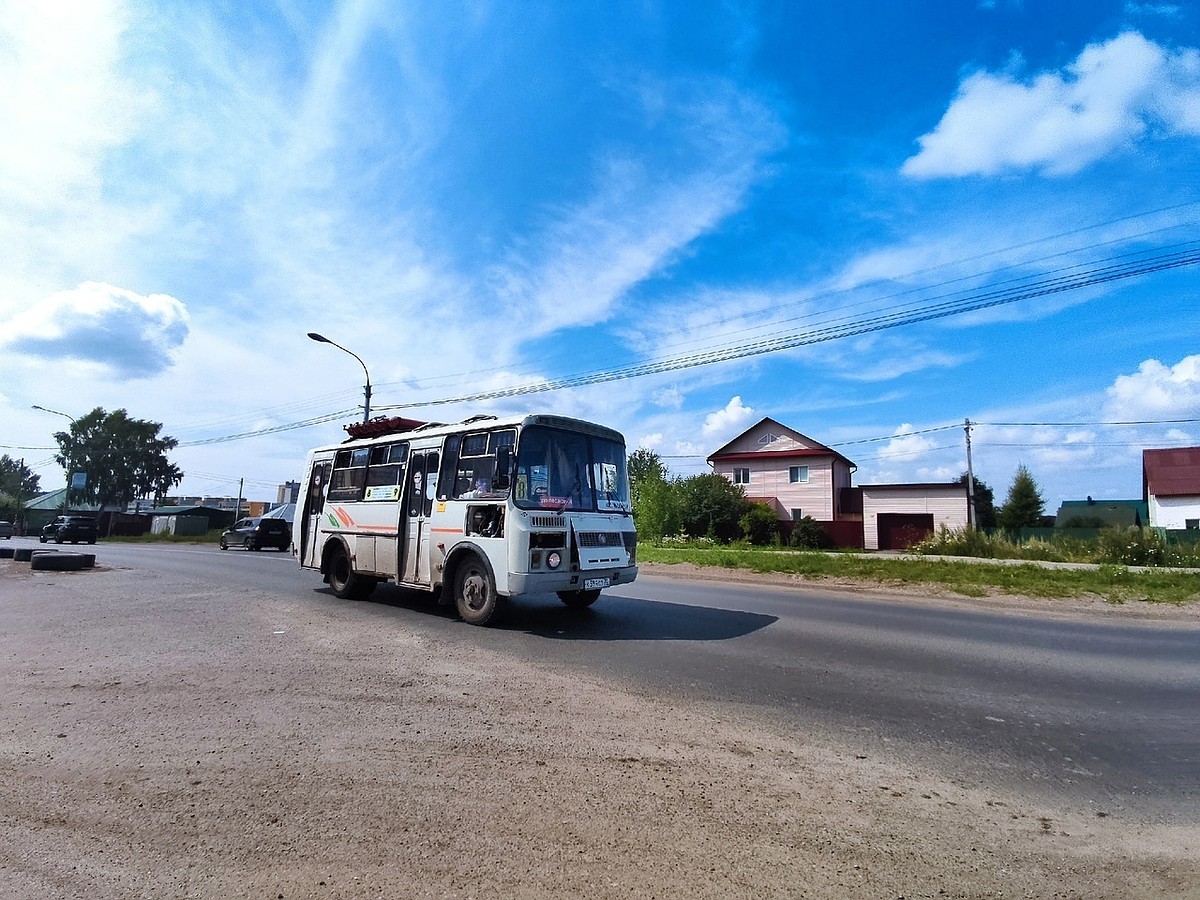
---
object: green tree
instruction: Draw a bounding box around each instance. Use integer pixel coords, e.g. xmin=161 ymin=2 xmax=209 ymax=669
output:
xmin=954 ymin=472 xmax=996 ymax=529
xmin=636 ymin=476 xmax=682 ymax=541
xmin=0 ymin=455 xmax=41 ymax=523
xmin=677 ymin=473 xmax=750 ymax=542
xmin=628 ymin=448 xmax=676 ymax=540
xmin=996 ymin=464 xmax=1045 ymax=530
xmin=52 ymin=408 xmax=184 ymax=508
xmin=628 ymin=447 xmax=667 ymax=487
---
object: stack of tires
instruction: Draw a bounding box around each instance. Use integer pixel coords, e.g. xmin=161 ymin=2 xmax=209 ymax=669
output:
xmin=3 ymin=546 xmax=97 ymax=571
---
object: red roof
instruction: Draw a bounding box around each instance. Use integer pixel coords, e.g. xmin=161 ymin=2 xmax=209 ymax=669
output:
xmin=1143 ymin=447 xmax=1200 ymax=498
xmin=712 ymin=448 xmax=842 ymax=463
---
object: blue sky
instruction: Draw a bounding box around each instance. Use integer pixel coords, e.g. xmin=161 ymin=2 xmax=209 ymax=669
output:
xmin=2 ymin=0 xmax=1199 ymax=510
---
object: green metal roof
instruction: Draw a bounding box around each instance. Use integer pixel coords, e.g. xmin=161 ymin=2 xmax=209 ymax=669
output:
xmin=1054 ymin=498 xmax=1147 ymax=527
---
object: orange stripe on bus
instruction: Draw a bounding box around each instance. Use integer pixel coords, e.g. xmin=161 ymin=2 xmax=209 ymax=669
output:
xmin=430 ymin=527 xmax=464 ymax=534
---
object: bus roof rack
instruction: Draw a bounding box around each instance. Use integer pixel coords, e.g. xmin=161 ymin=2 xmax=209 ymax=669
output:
xmin=460 ymin=414 xmax=498 ymax=424
xmin=343 ymin=416 xmax=427 ymax=439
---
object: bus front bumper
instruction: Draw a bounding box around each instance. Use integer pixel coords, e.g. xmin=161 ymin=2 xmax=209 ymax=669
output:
xmin=505 ymin=565 xmax=638 ymax=597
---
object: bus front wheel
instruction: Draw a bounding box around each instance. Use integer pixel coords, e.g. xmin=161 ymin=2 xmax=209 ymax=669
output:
xmin=455 ymin=554 xmax=499 ymax=625
xmin=328 ymin=546 xmax=376 ymax=601
xmin=557 ymin=589 xmax=601 ymax=609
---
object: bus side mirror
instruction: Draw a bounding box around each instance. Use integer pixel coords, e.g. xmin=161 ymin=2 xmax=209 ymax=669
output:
xmin=493 ymin=447 xmax=512 ymax=491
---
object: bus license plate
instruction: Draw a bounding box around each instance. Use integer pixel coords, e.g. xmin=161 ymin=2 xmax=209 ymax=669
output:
xmin=584 ymin=577 xmax=610 ymax=590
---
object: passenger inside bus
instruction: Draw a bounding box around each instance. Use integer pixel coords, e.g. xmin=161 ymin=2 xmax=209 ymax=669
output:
xmin=461 ymin=477 xmax=492 ymax=498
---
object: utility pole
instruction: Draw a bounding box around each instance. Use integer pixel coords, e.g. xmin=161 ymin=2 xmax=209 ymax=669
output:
xmin=964 ymin=418 xmax=977 ymax=529
xmin=14 ymin=458 xmax=24 ymax=536
xmin=234 ymin=478 xmax=244 ymax=522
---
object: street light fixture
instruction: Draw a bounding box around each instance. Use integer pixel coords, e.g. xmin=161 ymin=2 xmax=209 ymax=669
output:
xmin=31 ymin=404 xmax=75 ymax=422
xmin=307 ymin=332 xmax=372 ymax=423
xmin=31 ymin=404 xmax=78 ymax=513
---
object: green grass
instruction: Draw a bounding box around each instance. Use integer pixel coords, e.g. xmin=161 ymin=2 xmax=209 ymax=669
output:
xmin=105 ymin=531 xmax=224 ymax=545
xmin=638 ymin=545 xmax=1200 ymax=605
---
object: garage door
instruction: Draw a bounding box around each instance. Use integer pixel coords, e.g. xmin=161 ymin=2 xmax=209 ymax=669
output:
xmin=877 ymin=513 xmax=934 ymax=550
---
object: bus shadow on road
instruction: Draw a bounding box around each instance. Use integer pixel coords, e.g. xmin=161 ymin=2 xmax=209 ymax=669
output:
xmin=494 ymin=592 xmax=777 ymax=642
xmin=318 ymin=585 xmax=777 ymax=642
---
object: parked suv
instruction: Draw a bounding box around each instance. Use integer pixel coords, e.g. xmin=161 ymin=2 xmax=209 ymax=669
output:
xmin=40 ymin=516 xmax=99 ymax=544
xmin=219 ymin=517 xmax=291 ymax=551
xmin=0 ymin=520 xmax=13 ymax=539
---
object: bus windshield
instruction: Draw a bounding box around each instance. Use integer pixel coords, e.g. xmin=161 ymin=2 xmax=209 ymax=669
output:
xmin=513 ymin=425 xmax=631 ymax=513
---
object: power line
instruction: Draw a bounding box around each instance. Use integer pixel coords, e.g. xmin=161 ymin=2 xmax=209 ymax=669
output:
xmin=980 ymin=418 xmax=1200 ymax=427
xmin=368 ymin=242 xmax=1199 ymax=412
xmin=165 ymin=232 xmax=1200 ymax=446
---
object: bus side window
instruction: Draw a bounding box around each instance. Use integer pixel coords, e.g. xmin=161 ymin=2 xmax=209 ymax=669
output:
xmin=424 ymin=453 xmax=439 ymax=516
xmin=329 ymin=448 xmax=369 ymax=502
xmin=438 ymin=436 xmax=461 ymax=501
xmin=308 ymin=462 xmax=331 ymax=513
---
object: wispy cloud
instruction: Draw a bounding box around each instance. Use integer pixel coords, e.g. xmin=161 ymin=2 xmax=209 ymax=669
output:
xmin=486 ymin=77 xmax=785 ymax=347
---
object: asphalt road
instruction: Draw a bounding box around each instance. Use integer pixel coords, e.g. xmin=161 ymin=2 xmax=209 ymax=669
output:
xmin=48 ymin=540 xmax=1200 ymax=824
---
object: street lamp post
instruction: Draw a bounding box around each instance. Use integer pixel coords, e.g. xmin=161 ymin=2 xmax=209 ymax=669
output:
xmin=31 ymin=404 xmax=77 ymax=512
xmin=307 ymin=332 xmax=372 ymax=423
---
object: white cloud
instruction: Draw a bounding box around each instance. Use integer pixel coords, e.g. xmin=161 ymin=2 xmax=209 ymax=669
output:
xmin=1104 ymin=354 xmax=1200 ymax=418
xmin=0 ymin=0 xmax=142 ymax=209
xmin=0 ymin=282 xmax=190 ymax=377
xmin=635 ymin=432 xmax=664 ymax=451
xmin=701 ymin=396 xmax=755 ymax=439
xmin=879 ymin=424 xmax=940 ymax=463
xmin=651 ymin=386 xmax=685 ymax=410
xmin=903 ymin=31 xmax=1200 ymax=178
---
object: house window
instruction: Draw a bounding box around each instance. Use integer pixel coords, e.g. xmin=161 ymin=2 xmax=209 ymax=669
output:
xmin=1187 ymin=519 xmax=1199 ymax=530
xmin=758 ymin=433 xmax=779 ymax=445
xmin=789 ymin=465 xmax=809 ymax=484
xmin=790 ymin=508 xmax=803 ymax=522
xmin=733 ymin=467 xmax=751 ymax=485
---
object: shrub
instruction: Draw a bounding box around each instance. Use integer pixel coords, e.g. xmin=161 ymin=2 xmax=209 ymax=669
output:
xmin=740 ymin=503 xmax=780 ymax=546
xmin=912 ymin=525 xmax=1002 ymax=558
xmin=790 ymin=515 xmax=833 ymax=549
xmin=1097 ymin=527 xmax=1167 ymax=566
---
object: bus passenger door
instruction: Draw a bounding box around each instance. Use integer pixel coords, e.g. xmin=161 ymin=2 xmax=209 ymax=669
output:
xmin=401 ymin=450 xmax=438 ymax=586
xmin=299 ymin=461 xmax=331 ymax=568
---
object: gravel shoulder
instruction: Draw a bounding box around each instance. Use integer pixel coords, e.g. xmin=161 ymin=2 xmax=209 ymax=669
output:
xmin=1 ymin=558 xmax=1197 ymax=899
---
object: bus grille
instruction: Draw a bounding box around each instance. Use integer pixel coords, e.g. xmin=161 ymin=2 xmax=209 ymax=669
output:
xmin=529 ymin=516 xmax=561 ymax=528
xmin=577 ymin=531 xmax=624 ymax=548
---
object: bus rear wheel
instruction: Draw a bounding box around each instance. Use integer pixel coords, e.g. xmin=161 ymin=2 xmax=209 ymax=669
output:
xmin=455 ymin=554 xmax=499 ymax=625
xmin=557 ymin=589 xmax=601 ymax=609
xmin=328 ymin=546 xmax=376 ymax=600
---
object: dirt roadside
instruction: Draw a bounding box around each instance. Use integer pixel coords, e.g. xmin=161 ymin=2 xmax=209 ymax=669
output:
xmin=0 ymin=558 xmax=1197 ymax=900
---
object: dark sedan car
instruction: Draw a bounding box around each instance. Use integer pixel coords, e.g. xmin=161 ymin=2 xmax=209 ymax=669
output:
xmin=219 ymin=517 xmax=291 ymax=551
xmin=40 ymin=516 xmax=99 ymax=544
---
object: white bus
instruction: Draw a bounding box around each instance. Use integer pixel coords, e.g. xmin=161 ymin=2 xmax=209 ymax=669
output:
xmin=295 ymin=413 xmax=638 ymax=625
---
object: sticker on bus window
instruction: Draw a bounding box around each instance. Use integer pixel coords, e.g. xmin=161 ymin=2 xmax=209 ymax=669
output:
xmin=365 ymin=485 xmax=401 ymax=502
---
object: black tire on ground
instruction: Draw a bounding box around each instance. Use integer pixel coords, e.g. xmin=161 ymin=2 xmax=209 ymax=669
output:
xmin=88 ymin=539 xmax=96 ymax=545
xmin=219 ymin=539 xmax=228 ymax=550
xmin=31 ymin=551 xmax=87 ymax=572
xmin=39 ymin=536 xmax=47 ymax=543
xmin=13 ymin=547 xmax=35 ymax=562
xmin=0 ymin=547 xmax=14 ymax=559
xmin=327 ymin=546 xmax=376 ymax=600
xmin=556 ymin=588 xmax=602 ymax=609
xmin=79 ymin=554 xmax=96 ymax=568
xmin=454 ymin=553 xmax=500 ymax=625
xmin=243 ymin=537 xmax=254 ymax=550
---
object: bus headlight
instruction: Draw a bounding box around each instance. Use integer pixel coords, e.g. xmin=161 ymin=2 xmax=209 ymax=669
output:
xmin=546 ymin=550 xmax=562 ymax=570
